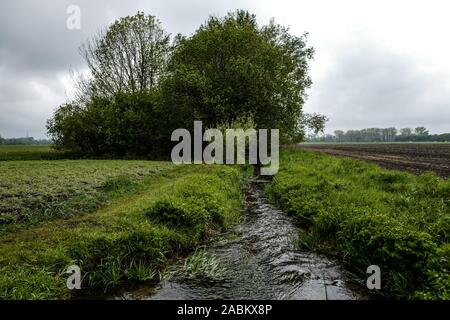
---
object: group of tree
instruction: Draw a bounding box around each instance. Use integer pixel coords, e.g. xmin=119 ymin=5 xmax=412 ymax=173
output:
xmin=308 ymin=126 xmax=450 ymax=143
xmin=0 ymin=135 xmax=51 ymax=145
xmin=47 ymin=10 xmax=326 ymax=158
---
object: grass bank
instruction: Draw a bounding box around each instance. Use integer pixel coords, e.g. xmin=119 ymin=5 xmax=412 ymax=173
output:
xmin=266 ymin=148 xmax=449 ymax=299
xmin=0 ymin=165 xmax=247 ymax=299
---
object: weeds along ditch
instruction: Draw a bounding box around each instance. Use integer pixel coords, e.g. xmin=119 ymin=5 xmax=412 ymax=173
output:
xmin=0 ymin=163 xmax=248 ymax=299
xmin=265 ymin=148 xmax=450 ymax=299
xmin=115 ymin=178 xmax=363 ymax=300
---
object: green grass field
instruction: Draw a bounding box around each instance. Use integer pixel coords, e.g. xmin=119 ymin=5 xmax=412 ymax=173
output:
xmin=266 ymin=148 xmax=450 ymax=299
xmin=0 ymin=146 xmax=249 ymax=299
xmin=0 ymin=145 xmax=63 ymax=161
xmin=0 ymin=162 xmax=247 ymax=299
xmin=0 ymin=159 xmax=175 ymax=233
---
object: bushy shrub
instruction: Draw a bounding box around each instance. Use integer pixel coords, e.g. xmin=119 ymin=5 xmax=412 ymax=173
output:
xmin=146 ymin=198 xmax=214 ymax=230
xmin=146 ymin=169 xmax=244 ymax=238
xmin=67 ymin=228 xmax=184 ymax=287
xmin=47 ymin=91 xmax=173 ymax=158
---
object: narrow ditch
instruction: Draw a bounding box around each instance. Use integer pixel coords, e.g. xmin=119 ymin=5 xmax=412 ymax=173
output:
xmin=112 ymin=178 xmax=365 ymax=300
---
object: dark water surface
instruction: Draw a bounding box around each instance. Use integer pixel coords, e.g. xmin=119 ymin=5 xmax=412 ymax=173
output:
xmin=113 ymin=179 xmax=364 ymax=300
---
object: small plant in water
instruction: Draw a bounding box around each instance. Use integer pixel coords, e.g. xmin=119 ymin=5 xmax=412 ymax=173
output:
xmin=127 ymin=259 xmax=156 ymax=281
xmin=181 ymin=249 xmax=226 ymax=280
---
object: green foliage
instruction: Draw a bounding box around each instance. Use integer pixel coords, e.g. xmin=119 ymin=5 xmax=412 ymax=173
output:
xmin=47 ymin=11 xmax=174 ymax=158
xmin=76 ymin=12 xmax=170 ymax=99
xmin=48 ymin=10 xmax=318 ymax=157
xmin=161 ymin=10 xmax=314 ymax=143
xmin=146 ymin=169 xmax=243 ymax=237
xmin=266 ymin=148 xmax=450 ymax=299
xmin=147 ymin=198 xmax=212 ymax=231
xmin=415 ymin=243 xmax=450 ymax=299
xmin=66 ymin=228 xmax=180 ymax=289
xmin=47 ymin=91 xmax=171 ymax=157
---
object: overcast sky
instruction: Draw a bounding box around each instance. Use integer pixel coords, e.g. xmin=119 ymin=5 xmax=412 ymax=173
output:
xmin=1 ymin=0 xmax=449 ymax=138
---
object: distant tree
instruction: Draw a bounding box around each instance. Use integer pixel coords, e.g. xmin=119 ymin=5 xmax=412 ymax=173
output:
xmin=387 ymin=127 xmax=397 ymax=142
xmin=414 ymin=126 xmax=429 ymax=136
xmin=308 ymin=126 xmax=449 ymax=143
xmin=74 ymin=12 xmax=170 ymax=101
xmin=334 ymin=130 xmax=344 ymax=142
xmin=434 ymin=133 xmax=450 ymax=142
xmin=400 ymin=128 xmax=413 ymax=136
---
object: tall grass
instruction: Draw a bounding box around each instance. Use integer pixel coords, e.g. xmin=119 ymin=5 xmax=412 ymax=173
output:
xmin=266 ymin=148 xmax=449 ymax=299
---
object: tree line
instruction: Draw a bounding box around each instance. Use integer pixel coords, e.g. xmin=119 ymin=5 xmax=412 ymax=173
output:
xmin=0 ymin=136 xmax=51 ymax=145
xmin=308 ymin=127 xmax=450 ymax=143
xmin=47 ymin=11 xmax=325 ymax=158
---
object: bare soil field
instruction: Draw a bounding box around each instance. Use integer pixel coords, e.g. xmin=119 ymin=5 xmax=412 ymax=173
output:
xmin=297 ymin=143 xmax=450 ymax=177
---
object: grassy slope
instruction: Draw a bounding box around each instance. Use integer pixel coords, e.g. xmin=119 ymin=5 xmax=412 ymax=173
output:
xmin=0 ymin=164 xmax=246 ymax=299
xmin=266 ymin=148 xmax=449 ymax=299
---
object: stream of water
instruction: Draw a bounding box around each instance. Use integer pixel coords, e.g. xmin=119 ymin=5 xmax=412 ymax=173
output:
xmin=113 ymin=179 xmax=363 ymax=300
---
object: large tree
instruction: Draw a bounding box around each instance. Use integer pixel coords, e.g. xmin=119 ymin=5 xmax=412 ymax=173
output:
xmin=48 ymin=10 xmax=324 ymax=156
xmin=48 ymin=12 xmax=171 ymax=156
xmin=75 ymin=12 xmax=170 ymax=101
xmin=161 ymin=10 xmax=320 ymax=143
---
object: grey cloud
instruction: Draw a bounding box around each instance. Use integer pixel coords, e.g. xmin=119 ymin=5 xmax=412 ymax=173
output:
xmin=0 ymin=65 xmax=66 ymax=138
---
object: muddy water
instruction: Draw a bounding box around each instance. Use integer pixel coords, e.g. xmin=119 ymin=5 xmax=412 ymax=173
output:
xmin=115 ymin=179 xmax=363 ymax=300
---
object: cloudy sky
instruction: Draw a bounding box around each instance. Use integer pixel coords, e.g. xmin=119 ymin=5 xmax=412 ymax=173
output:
xmin=1 ymin=0 xmax=449 ymax=138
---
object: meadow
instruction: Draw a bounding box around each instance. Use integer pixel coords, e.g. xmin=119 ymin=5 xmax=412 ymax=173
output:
xmin=0 ymin=159 xmax=175 ymax=233
xmin=266 ymin=148 xmax=450 ymax=299
xmin=0 ymin=145 xmax=63 ymax=161
xmin=0 ymin=146 xmax=248 ymax=299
